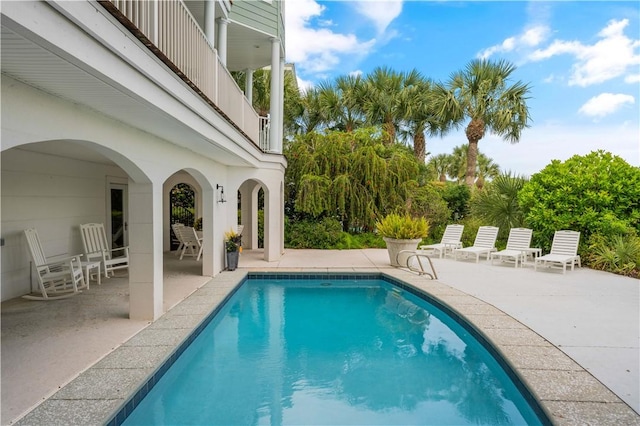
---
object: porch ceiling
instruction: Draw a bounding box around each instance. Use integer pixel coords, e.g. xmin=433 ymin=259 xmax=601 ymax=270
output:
xmin=1 ymin=25 xmax=254 ymax=167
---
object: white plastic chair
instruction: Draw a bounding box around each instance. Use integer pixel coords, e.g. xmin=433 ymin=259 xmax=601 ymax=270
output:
xmin=490 ymin=228 xmax=533 ymax=268
xmin=418 ymin=224 xmax=464 ymax=258
xmin=535 ymin=230 xmax=581 ymax=274
xmin=80 ymin=223 xmax=129 ymax=278
xmin=453 ymin=226 xmax=499 ymax=263
xmin=177 ymin=226 xmax=203 ymax=261
xmin=23 ymin=228 xmax=86 ymax=300
xmin=171 ymin=223 xmax=185 ymax=256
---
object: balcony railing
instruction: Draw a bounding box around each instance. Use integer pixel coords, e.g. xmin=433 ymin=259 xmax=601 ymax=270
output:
xmin=101 ymin=0 xmax=267 ymax=150
xmin=259 ymin=115 xmax=271 ymax=152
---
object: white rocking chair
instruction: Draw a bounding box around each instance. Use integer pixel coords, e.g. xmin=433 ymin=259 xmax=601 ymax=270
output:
xmin=23 ymin=228 xmax=86 ymax=300
xmin=80 ymin=223 xmax=130 ymax=278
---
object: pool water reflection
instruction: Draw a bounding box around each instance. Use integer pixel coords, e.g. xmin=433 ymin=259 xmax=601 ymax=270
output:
xmin=122 ymin=277 xmax=545 ymax=425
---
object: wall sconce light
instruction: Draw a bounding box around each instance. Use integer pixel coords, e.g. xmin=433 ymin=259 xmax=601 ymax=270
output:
xmin=216 ymin=184 xmax=227 ymax=203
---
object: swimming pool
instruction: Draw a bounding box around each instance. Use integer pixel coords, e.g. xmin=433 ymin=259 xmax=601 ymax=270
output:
xmin=113 ymin=273 xmax=548 ymax=425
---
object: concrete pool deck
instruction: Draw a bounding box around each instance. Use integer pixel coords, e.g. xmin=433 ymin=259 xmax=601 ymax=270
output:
xmin=2 ymin=249 xmax=639 ymax=425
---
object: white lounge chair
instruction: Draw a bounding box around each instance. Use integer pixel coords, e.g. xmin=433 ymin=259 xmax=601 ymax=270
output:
xmin=177 ymin=226 xmax=203 ymax=261
xmin=80 ymin=223 xmax=130 ymax=278
xmin=453 ymin=226 xmax=499 ymax=263
xmin=491 ymin=228 xmax=533 ymax=268
xmin=535 ymin=230 xmax=581 ymax=274
xmin=418 ymin=224 xmax=464 ymax=258
xmin=23 ymin=228 xmax=86 ymax=300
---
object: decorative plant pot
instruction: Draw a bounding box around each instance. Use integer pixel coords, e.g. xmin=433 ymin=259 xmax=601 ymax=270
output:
xmin=226 ymin=250 xmax=239 ymax=271
xmin=383 ymin=237 xmax=423 ymax=267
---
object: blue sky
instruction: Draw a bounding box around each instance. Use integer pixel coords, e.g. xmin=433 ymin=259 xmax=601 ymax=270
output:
xmin=284 ymin=1 xmax=640 ymax=176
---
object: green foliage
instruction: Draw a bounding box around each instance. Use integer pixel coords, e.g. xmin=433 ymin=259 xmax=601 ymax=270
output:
xmin=406 ymin=182 xmax=451 ymax=234
xmin=286 ymin=128 xmax=428 ymax=231
xmin=519 ymin=151 xmax=640 ymax=253
xmin=375 ymin=213 xmax=429 ymax=240
xmin=257 ymin=210 xmax=264 ymax=248
xmin=587 ymin=233 xmax=640 ymax=277
xmin=224 ymin=229 xmax=242 ymax=253
xmin=333 ymin=232 xmax=387 ymax=249
xmin=442 ymin=183 xmax=471 ymax=220
xmin=471 ymin=172 xmax=527 ymax=239
xmin=459 ymin=216 xmax=485 ymax=248
xmin=285 ymin=217 xmax=344 ymax=249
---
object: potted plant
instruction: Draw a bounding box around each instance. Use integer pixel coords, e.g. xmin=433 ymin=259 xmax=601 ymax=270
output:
xmin=376 ymin=213 xmax=429 ymax=267
xmin=224 ymin=228 xmax=242 ymax=271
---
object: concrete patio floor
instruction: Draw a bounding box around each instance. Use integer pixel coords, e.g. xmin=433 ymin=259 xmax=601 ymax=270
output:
xmin=1 ymin=249 xmax=638 ymax=425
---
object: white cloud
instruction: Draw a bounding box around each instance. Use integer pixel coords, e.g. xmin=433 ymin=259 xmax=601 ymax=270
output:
xmin=296 ymin=76 xmax=315 ymax=92
xmin=478 ymin=25 xmax=550 ymax=59
xmin=351 ymin=1 xmax=403 ymax=34
xmin=578 ymin=93 xmax=635 ymax=118
xmin=625 ymin=74 xmax=640 ymax=83
xmin=285 ymin=0 xmax=376 ymax=76
xmin=529 ymin=19 xmax=640 ymax=86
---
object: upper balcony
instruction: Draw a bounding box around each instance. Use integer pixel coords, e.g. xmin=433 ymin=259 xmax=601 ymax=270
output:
xmin=100 ymin=0 xmax=283 ymax=153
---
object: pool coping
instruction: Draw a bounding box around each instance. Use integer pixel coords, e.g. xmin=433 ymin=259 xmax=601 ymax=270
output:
xmin=15 ymin=268 xmax=640 ymax=426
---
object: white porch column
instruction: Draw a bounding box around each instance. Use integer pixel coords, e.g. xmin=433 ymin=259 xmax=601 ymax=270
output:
xmin=278 ymin=57 xmax=285 ymax=152
xmin=245 ymin=69 xmax=254 ymax=104
xmin=217 ymin=18 xmax=229 ymax=67
xmin=269 ymin=38 xmax=281 ymax=154
xmin=263 ymin=185 xmax=282 ymax=261
xmin=204 ymin=0 xmax=216 ymax=47
xmin=128 ymin=181 xmax=163 ymax=321
xmin=201 ymin=187 xmax=215 ymax=276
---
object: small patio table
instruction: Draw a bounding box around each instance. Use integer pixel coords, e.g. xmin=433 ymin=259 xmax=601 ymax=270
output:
xmin=80 ymin=260 xmax=101 ymax=288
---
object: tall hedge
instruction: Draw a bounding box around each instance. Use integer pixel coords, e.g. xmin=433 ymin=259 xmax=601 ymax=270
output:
xmin=519 ymin=150 xmax=640 ymax=252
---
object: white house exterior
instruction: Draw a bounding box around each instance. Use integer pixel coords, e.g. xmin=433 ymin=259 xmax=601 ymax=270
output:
xmin=1 ymin=0 xmax=287 ymax=320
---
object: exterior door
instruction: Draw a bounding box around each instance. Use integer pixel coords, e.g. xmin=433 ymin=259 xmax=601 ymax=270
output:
xmin=109 ymin=183 xmax=128 ymax=249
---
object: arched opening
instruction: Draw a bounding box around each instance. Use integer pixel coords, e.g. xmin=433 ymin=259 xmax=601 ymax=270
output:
xmin=170 ymin=183 xmax=196 ymax=250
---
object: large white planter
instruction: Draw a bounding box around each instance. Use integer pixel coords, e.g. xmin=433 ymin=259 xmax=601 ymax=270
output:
xmin=383 ymin=237 xmax=423 ymax=267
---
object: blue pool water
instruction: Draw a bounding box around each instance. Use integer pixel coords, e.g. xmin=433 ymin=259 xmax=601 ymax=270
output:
xmin=121 ymin=275 xmax=546 ymax=425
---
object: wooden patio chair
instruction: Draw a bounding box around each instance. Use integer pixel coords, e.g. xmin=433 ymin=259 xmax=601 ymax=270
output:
xmin=23 ymin=228 xmax=86 ymax=300
xmin=80 ymin=223 xmax=129 ymax=278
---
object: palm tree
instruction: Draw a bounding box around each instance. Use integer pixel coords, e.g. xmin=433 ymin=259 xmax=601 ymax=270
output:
xmin=475 ymin=155 xmax=501 ymax=189
xmin=426 ymin=153 xmax=452 ymax=182
xmin=289 ymin=87 xmax=325 ymax=135
xmin=399 ymin=78 xmax=452 ymax=162
xmin=362 ymin=67 xmax=422 ymax=145
xmin=471 ymin=172 xmax=528 ymax=236
xmin=440 ymin=59 xmax=531 ymax=186
xmin=449 ymin=145 xmax=468 ymax=183
xmin=317 ymin=74 xmax=365 ymax=133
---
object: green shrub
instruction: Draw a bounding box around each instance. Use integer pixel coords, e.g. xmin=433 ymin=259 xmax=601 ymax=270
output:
xmin=459 ymin=217 xmax=485 ymax=248
xmin=375 ymin=213 xmax=429 ymax=240
xmin=334 ymin=232 xmax=386 ymax=249
xmin=519 ymin=151 xmax=640 ymax=254
xmin=442 ymin=183 xmax=471 ymax=221
xmin=587 ymin=233 xmax=640 ymax=277
xmin=406 ymin=183 xmax=451 ymax=234
xmin=285 ymin=217 xmax=344 ymax=249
